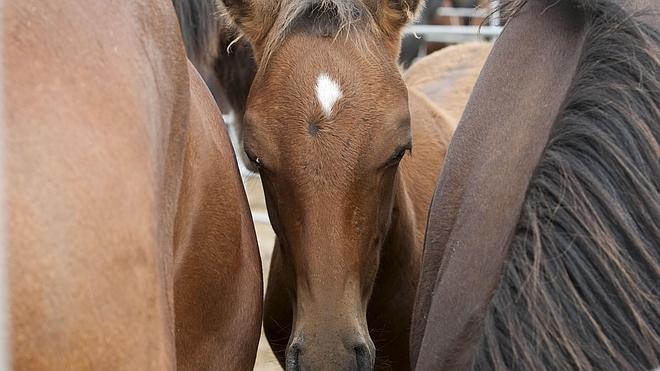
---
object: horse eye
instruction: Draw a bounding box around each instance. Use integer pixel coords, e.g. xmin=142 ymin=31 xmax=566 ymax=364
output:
xmin=387 ymin=143 xmax=412 ymax=167
xmin=245 ymin=150 xmax=263 ymax=169
xmin=394 ymin=148 xmax=407 ymax=161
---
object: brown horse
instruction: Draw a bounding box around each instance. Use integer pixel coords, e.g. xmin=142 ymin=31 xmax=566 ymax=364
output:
xmin=412 ymin=0 xmax=660 ymax=369
xmin=4 ymin=0 xmax=261 ymax=369
xmin=218 ymin=0 xmax=489 ymax=369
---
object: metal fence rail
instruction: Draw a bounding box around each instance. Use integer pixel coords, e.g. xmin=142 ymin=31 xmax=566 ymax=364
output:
xmin=435 ymin=7 xmax=490 ymax=17
xmin=404 ymin=25 xmax=502 ymax=43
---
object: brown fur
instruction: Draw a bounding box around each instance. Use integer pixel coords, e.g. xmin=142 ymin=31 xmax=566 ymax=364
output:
xmin=218 ymin=0 xmax=487 ymax=369
xmin=4 ymin=0 xmax=262 ymax=369
xmin=405 ymin=42 xmax=492 ymax=123
xmin=249 ymin=34 xmax=423 ymax=371
xmin=173 ymin=64 xmax=263 ymax=371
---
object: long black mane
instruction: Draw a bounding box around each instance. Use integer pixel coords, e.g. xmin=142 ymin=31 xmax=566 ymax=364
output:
xmin=475 ymin=1 xmax=660 ymax=369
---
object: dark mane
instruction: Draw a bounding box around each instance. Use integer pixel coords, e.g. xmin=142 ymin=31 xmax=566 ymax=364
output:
xmin=173 ymin=0 xmax=256 ymax=115
xmin=173 ymin=0 xmax=221 ymax=68
xmin=475 ymin=1 xmax=660 ymax=370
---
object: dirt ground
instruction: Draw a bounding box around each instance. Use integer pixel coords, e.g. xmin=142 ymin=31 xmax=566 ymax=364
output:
xmin=245 ymin=178 xmax=282 ymax=371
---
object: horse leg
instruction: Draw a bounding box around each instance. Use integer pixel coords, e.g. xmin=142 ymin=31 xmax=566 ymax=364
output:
xmin=367 ymin=197 xmax=420 ymax=371
xmin=263 ymin=238 xmax=293 ymax=368
xmin=368 ymin=254 xmax=417 ymax=371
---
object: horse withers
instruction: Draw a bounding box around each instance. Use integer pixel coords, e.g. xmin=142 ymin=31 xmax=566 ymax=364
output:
xmin=4 ymin=0 xmax=262 ymax=369
xmin=218 ymin=0 xmax=490 ymax=369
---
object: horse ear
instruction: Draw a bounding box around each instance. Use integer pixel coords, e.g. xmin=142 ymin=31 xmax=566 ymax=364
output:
xmin=216 ymin=0 xmax=271 ymax=47
xmin=379 ymin=0 xmax=424 ymax=34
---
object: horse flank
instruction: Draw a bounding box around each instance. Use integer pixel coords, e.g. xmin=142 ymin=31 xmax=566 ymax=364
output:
xmin=475 ymin=1 xmax=660 ymax=369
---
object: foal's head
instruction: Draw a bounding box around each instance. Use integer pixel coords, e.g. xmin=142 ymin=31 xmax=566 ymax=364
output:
xmin=220 ymin=0 xmax=421 ymax=369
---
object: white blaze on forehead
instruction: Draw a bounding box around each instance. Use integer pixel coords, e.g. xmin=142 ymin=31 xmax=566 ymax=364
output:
xmin=315 ymin=73 xmax=342 ymax=116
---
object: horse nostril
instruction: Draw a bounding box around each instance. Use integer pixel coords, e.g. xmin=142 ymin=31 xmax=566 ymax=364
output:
xmin=354 ymin=342 xmax=373 ymax=370
xmin=286 ymin=342 xmax=301 ymax=371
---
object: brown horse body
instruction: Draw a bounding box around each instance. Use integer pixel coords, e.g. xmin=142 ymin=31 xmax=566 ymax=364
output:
xmin=4 ymin=0 xmax=261 ymax=369
xmin=174 ymin=64 xmax=263 ymax=371
xmin=412 ymin=0 xmax=660 ymax=369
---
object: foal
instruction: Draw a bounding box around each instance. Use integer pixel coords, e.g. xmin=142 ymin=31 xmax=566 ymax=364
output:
xmin=219 ymin=0 xmax=490 ymax=369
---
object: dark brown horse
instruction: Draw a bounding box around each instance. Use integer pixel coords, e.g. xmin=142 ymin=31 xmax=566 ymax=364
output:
xmin=217 ymin=0 xmax=488 ymax=370
xmin=4 ymin=0 xmax=261 ymax=369
xmin=412 ymin=0 xmax=660 ymax=369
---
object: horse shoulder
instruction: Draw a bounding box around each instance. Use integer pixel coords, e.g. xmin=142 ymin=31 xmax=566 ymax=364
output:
xmin=173 ymin=63 xmax=262 ymax=371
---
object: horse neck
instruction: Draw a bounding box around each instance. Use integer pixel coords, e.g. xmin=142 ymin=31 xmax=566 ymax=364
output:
xmin=411 ymin=1 xmax=589 ymax=367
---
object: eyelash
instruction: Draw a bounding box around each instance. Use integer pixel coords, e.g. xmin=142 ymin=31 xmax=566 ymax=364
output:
xmin=245 ymin=150 xmax=263 ymax=169
xmin=387 ymin=147 xmax=410 ymax=167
